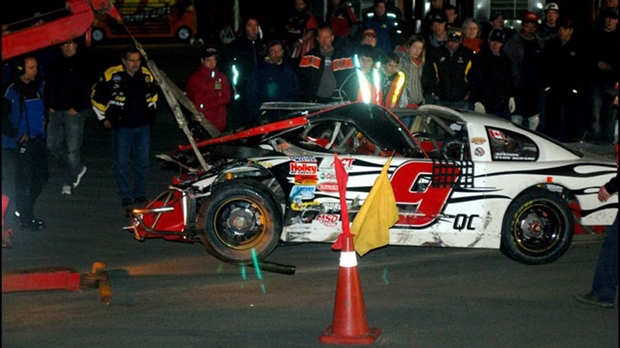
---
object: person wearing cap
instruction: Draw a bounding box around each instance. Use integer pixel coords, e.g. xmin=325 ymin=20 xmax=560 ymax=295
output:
xmin=536 ymin=2 xmax=561 ymax=41
xmin=185 ymin=47 xmax=232 ymax=133
xmin=468 ymin=28 xmax=515 ymax=120
xmin=91 ymin=45 xmax=159 ymax=207
xmin=541 ymin=17 xmax=588 ymax=142
xmin=362 ymin=0 xmax=398 ymax=55
xmin=503 ymin=11 xmax=545 ymax=130
xmin=246 ymin=40 xmax=301 ymax=120
xmin=350 ymin=28 xmax=385 ymax=63
xmin=482 ymin=11 xmax=515 ymax=44
xmin=426 ymin=12 xmax=448 ymax=49
xmin=226 ymin=16 xmax=268 ymax=130
xmin=45 ymin=39 xmax=89 ymax=196
xmin=595 ymin=0 xmax=618 ymax=29
xmin=422 ymin=28 xmax=474 ymax=110
xmin=421 ymin=0 xmax=446 ymax=38
xmin=588 ymin=7 xmax=618 ymax=143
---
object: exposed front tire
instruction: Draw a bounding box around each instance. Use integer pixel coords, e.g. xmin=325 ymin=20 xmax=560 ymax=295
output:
xmin=501 ymin=188 xmax=574 ymax=265
xmin=197 ymin=182 xmax=282 ymax=265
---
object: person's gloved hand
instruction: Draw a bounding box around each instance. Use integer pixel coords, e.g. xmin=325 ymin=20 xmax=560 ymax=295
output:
xmin=474 ymin=102 xmax=486 ymax=114
xmin=509 ymin=97 xmax=516 ymax=113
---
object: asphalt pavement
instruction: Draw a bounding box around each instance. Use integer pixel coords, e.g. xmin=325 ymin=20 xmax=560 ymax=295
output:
xmin=2 ymin=44 xmax=618 ymax=348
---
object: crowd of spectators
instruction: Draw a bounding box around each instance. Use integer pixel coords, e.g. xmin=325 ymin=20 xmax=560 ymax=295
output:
xmin=209 ymin=0 xmax=618 ymax=144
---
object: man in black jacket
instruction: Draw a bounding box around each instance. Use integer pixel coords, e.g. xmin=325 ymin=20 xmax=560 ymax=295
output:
xmin=45 ymin=39 xmax=90 ymax=195
xmin=226 ymin=16 xmax=267 ymax=130
xmin=91 ymin=46 xmax=159 ymax=207
xmin=468 ymin=29 xmax=515 ymax=120
xmin=540 ymin=17 xmax=587 ymax=142
xmin=422 ymin=29 xmax=474 ymax=110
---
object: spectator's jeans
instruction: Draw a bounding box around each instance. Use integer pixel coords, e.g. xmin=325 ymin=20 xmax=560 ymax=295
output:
xmin=14 ymin=137 xmax=49 ymax=219
xmin=590 ymin=81 xmax=617 ymax=142
xmin=47 ymin=110 xmax=86 ymax=187
xmin=592 ymin=216 xmax=618 ymax=303
xmin=111 ymin=125 xmax=150 ymax=200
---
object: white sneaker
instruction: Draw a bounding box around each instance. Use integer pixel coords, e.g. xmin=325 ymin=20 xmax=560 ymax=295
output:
xmin=61 ymin=185 xmax=73 ymax=195
xmin=73 ymin=166 xmax=87 ymax=188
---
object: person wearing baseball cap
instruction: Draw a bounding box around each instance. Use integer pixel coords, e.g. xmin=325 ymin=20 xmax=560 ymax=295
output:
xmin=422 ymin=27 xmax=474 ymax=110
xmin=185 ymin=46 xmax=232 ymax=132
xmin=352 ymin=27 xmax=385 ymax=65
xmin=484 ymin=11 xmax=516 ymax=43
xmin=468 ymin=28 xmax=515 ymax=120
xmin=537 ymin=2 xmax=561 ymax=41
xmin=540 ymin=16 xmax=588 ymax=142
xmin=426 ymin=12 xmax=448 ymax=49
xmin=503 ymin=11 xmax=545 ymax=131
xmin=421 ymin=0 xmax=446 ymax=38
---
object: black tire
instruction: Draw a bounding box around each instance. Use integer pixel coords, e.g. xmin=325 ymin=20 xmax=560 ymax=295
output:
xmin=501 ymin=188 xmax=574 ymax=265
xmin=197 ymin=182 xmax=282 ymax=265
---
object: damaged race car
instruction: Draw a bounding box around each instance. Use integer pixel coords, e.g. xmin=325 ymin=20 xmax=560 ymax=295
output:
xmin=126 ymin=102 xmax=617 ymax=266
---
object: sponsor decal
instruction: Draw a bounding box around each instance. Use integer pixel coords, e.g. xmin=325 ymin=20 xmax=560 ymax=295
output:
xmin=320 ymin=157 xmax=354 ymax=169
xmin=474 ymin=147 xmax=485 ymax=157
xmin=317 ymin=182 xmax=339 ymax=192
xmin=319 ymin=171 xmax=338 ymax=180
xmin=494 ymin=152 xmax=535 ymax=161
xmin=471 ymin=137 xmax=486 ymax=145
xmin=315 ymin=214 xmax=340 ymax=227
xmin=290 ymin=185 xmax=316 ymax=200
xmin=291 ymin=155 xmax=317 ymax=162
xmin=295 ymin=175 xmax=318 ymax=185
xmin=290 ymin=162 xmax=318 ymax=175
xmin=291 ymin=200 xmax=321 ymax=212
xmin=322 ymin=202 xmax=341 ymax=212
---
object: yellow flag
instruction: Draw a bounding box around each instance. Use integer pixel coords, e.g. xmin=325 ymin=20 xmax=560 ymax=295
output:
xmin=352 ymin=157 xmax=399 ymax=256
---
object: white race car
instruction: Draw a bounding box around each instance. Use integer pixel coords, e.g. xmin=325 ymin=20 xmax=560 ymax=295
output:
xmin=127 ymin=102 xmax=617 ymax=266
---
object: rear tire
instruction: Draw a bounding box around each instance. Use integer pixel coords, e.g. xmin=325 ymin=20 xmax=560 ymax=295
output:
xmin=501 ymin=188 xmax=574 ymax=265
xmin=197 ymin=182 xmax=282 ymax=265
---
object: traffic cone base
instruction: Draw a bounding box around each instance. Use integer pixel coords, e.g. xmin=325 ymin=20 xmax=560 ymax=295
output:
xmin=319 ymin=326 xmax=381 ymax=345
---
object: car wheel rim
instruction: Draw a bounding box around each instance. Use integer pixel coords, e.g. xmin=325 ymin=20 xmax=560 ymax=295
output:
xmin=512 ymin=203 xmax=563 ymax=253
xmin=213 ymin=198 xmax=265 ymax=250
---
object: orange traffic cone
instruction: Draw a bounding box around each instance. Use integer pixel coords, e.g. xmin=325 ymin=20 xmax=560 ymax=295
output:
xmin=319 ymin=234 xmax=381 ymax=345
